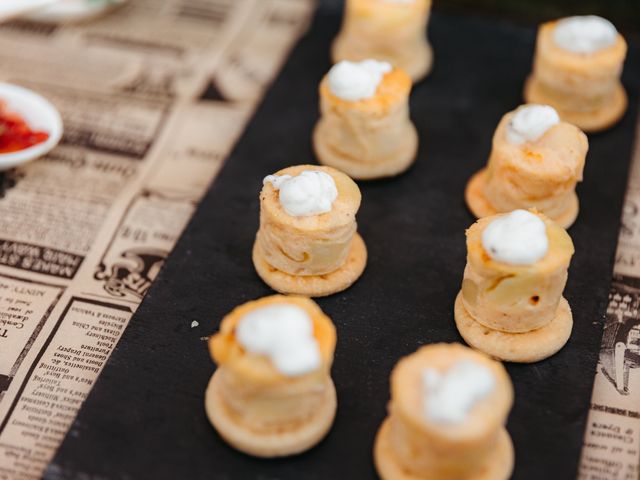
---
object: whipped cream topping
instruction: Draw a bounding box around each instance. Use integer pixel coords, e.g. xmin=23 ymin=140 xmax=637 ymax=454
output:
xmin=505 ymin=104 xmax=560 ymax=145
xmin=553 ymin=16 xmax=617 ymax=54
xmin=482 ymin=210 xmax=549 ymax=265
xmin=327 ymin=59 xmax=392 ymax=101
xmin=422 ymin=360 xmax=495 ymax=425
xmin=236 ymin=303 xmax=321 ymax=377
xmin=264 ymin=170 xmax=338 ymax=217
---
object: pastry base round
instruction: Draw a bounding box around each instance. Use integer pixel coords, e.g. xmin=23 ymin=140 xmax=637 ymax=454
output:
xmin=205 ymin=370 xmax=337 ymax=458
xmin=253 ymin=233 xmax=367 ymax=297
xmin=331 ymin=36 xmax=433 ymax=83
xmin=465 ymin=168 xmax=579 ymax=229
xmin=374 ymin=418 xmax=514 ymax=480
xmin=312 ymin=121 xmax=418 ymax=180
xmin=524 ymin=76 xmax=628 ymax=133
xmin=454 ymin=292 xmax=573 ymax=363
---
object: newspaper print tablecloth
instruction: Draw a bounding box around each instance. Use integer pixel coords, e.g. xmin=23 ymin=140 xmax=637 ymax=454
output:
xmin=0 ymin=1 xmax=314 ymax=478
xmin=579 ymin=120 xmax=640 ymax=480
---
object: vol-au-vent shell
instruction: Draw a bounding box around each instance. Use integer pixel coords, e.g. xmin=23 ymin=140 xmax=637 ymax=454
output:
xmin=466 ymin=106 xmax=588 ymax=228
xmin=209 ymin=295 xmax=336 ymax=385
xmin=260 ymin=165 xmax=361 ymax=231
xmin=206 ymin=295 xmax=338 ymax=457
xmin=536 ymin=21 xmax=627 ymax=89
xmin=465 ymin=212 xmax=574 ymax=276
xmin=463 ymin=211 xmax=574 ymax=333
xmin=524 ymin=19 xmax=628 ymax=132
xmin=489 ymin=112 xmax=588 ymax=199
xmin=257 ymin=165 xmax=362 ymax=277
xmin=390 ymin=344 xmax=512 ymax=447
xmin=377 ymin=343 xmax=514 ymax=477
xmin=314 ymin=67 xmax=418 ymax=180
xmin=333 ymin=0 xmax=434 ymax=82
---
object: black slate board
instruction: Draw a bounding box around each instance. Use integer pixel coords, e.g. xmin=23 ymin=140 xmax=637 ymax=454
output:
xmin=48 ymin=4 xmax=640 ymax=480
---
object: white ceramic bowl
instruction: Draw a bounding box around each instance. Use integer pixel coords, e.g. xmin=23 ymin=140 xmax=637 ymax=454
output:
xmin=24 ymin=0 xmax=126 ymax=23
xmin=0 ymin=83 xmax=63 ymax=171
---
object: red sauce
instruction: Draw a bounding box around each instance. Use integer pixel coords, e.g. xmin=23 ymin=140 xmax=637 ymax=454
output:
xmin=0 ymin=102 xmax=50 ymax=154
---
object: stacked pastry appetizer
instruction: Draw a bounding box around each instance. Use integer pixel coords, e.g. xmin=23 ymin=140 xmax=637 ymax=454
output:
xmin=466 ymin=104 xmax=588 ymax=229
xmin=314 ymin=60 xmax=418 ymax=180
xmin=525 ymin=16 xmax=627 ymax=132
xmin=332 ymin=0 xmax=433 ymax=82
xmin=253 ymin=165 xmax=367 ymax=297
xmin=206 ymin=295 xmax=337 ymax=457
xmin=374 ymin=343 xmax=514 ymax=480
xmin=455 ymin=209 xmax=575 ymax=363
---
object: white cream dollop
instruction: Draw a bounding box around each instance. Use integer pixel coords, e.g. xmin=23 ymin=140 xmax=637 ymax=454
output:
xmin=482 ymin=209 xmax=549 ymax=265
xmin=553 ymin=16 xmax=617 ymax=54
xmin=422 ymin=361 xmax=495 ymax=425
xmin=236 ymin=303 xmax=321 ymax=377
xmin=327 ymin=59 xmax=392 ymax=101
xmin=505 ymin=104 xmax=560 ymax=145
xmin=264 ymin=170 xmax=338 ymax=217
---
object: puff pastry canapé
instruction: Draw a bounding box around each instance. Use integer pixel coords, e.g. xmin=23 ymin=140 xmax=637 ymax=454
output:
xmin=455 ymin=210 xmax=575 ymax=363
xmin=313 ymin=63 xmax=418 ymax=180
xmin=374 ymin=343 xmax=514 ymax=480
xmin=332 ymin=0 xmax=433 ymax=82
xmin=524 ymin=17 xmax=627 ymax=132
xmin=205 ymin=295 xmax=337 ymax=457
xmin=466 ymin=104 xmax=588 ymax=229
xmin=253 ymin=165 xmax=367 ymax=297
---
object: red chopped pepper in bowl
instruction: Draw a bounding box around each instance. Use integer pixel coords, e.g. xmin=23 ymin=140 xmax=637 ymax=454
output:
xmin=0 ymin=101 xmax=50 ymax=154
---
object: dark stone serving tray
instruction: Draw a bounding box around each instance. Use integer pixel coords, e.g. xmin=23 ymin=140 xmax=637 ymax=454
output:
xmin=47 ymin=3 xmax=639 ymax=479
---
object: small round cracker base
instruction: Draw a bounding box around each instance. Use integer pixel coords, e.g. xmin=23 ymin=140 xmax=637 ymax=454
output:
xmin=454 ymin=292 xmax=573 ymax=363
xmin=205 ymin=370 xmax=337 ymax=458
xmin=465 ymin=168 xmax=579 ymax=229
xmin=253 ymin=233 xmax=367 ymax=297
xmin=374 ymin=418 xmax=514 ymax=480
